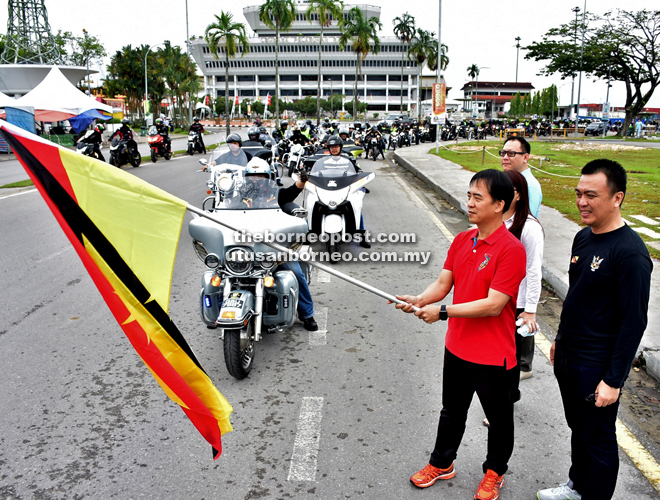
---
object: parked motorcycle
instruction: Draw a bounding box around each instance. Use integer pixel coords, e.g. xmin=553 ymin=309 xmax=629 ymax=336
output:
xmin=147 ymin=126 xmax=172 ymax=162
xmin=300 ymin=154 xmax=375 ymax=254
xmin=108 ymin=137 xmax=141 ymax=168
xmin=187 ymin=131 xmax=206 ymax=155
xmin=189 ymin=159 xmax=310 ymax=378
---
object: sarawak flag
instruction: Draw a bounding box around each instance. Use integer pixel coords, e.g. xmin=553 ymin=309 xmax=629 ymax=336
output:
xmin=0 ymin=120 xmax=232 ymax=459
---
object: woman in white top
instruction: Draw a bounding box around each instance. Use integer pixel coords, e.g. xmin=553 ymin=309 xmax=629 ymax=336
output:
xmin=503 ymin=169 xmax=544 ymax=381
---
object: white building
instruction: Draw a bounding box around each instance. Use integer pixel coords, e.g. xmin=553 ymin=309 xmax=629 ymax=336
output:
xmin=189 ymin=2 xmax=425 ymax=115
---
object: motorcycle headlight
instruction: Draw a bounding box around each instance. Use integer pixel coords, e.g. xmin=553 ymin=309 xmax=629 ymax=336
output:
xmin=217 ymin=173 xmax=234 ymax=192
xmin=192 ymin=239 xmax=208 ymax=262
xmin=225 ymin=247 xmax=254 ymax=275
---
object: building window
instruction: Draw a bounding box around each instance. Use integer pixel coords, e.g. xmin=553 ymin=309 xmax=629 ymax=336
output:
xmin=240 ymin=89 xmax=255 ymax=97
xmin=238 ymin=75 xmax=255 ymax=82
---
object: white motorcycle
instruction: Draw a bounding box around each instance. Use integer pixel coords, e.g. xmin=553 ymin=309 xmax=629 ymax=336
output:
xmin=299 ymin=155 xmax=375 ymax=254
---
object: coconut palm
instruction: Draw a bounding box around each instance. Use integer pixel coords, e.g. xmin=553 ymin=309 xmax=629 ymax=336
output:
xmin=467 ymin=63 xmax=480 ymax=115
xmin=339 ymin=6 xmax=382 ymax=119
xmin=408 ymin=29 xmax=449 ymax=121
xmin=392 ymin=13 xmax=415 ymax=111
xmin=259 ymin=0 xmax=296 ymax=120
xmin=306 ymin=0 xmax=344 ymax=125
xmin=205 ymin=11 xmax=249 ymax=135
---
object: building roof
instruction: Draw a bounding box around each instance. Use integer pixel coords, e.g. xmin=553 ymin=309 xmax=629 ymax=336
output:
xmin=461 ymin=81 xmax=535 ymax=91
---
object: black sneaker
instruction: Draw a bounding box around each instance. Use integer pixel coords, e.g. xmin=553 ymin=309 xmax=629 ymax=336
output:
xmin=360 ymin=238 xmax=371 ymax=248
xmin=302 ymin=317 xmax=318 ymax=331
xmin=277 ymin=179 xmax=284 ymax=186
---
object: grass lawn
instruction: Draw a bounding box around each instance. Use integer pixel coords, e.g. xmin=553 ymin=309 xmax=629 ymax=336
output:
xmin=0 ymin=179 xmax=34 ymax=188
xmin=431 ymin=140 xmax=660 ymax=259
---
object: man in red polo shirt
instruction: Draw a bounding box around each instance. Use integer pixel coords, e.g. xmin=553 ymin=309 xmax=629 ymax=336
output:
xmin=395 ymin=169 xmax=526 ymax=500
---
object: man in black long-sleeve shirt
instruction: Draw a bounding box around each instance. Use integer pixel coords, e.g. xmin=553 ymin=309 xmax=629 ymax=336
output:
xmin=538 ymin=159 xmax=652 ymax=500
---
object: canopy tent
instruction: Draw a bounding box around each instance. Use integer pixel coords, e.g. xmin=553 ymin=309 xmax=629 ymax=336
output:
xmin=9 ymin=66 xmax=112 ymax=131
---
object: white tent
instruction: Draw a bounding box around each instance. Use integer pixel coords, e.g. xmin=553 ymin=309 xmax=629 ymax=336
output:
xmin=11 ymin=66 xmax=112 ymax=122
xmin=0 ymin=90 xmax=17 ymax=108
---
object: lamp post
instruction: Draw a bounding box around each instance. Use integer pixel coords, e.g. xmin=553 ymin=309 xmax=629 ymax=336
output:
xmin=483 ymin=83 xmax=504 ymax=119
xmin=515 ymin=37 xmax=521 ymax=82
xmin=570 ymin=6 xmax=580 ymax=120
xmin=82 ymin=29 xmax=90 ymax=96
xmin=185 ymin=0 xmax=193 ymax=126
xmin=144 ymin=43 xmax=165 ymax=125
xmin=574 ymin=0 xmax=587 ymax=137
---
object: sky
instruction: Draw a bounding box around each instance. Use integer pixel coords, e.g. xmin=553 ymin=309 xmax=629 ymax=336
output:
xmin=2 ymin=0 xmax=658 ymax=109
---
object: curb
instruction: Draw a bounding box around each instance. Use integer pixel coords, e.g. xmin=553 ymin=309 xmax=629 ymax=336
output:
xmin=393 ymin=149 xmax=660 ymax=384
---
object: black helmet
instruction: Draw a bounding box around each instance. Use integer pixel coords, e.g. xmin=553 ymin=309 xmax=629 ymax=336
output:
xmin=327 ymin=135 xmax=343 ymax=148
xmin=306 ymin=119 xmax=312 ymax=126
xmin=324 ymin=117 xmax=330 ymax=123
xmin=122 ymin=118 xmax=130 ymax=125
xmin=247 ymin=126 xmax=259 ymax=140
xmin=226 ymin=133 xmax=242 ymax=147
xmin=193 ymin=116 xmax=200 ymax=122
xmin=331 ymin=120 xmax=339 ymax=128
xmin=258 ymin=126 xmax=267 ymax=135
xmin=280 ymin=120 xmax=288 ymax=128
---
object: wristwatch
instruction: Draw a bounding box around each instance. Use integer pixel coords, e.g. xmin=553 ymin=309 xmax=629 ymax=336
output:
xmin=439 ymin=305 xmax=448 ymax=321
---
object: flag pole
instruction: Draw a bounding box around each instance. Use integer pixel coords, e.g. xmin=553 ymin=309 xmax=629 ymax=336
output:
xmin=186 ymin=205 xmax=419 ymax=311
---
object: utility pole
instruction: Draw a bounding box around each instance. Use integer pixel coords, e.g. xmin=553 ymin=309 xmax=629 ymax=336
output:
xmin=575 ymin=0 xmax=586 ymax=137
xmin=82 ymin=29 xmax=91 ymax=96
xmin=186 ymin=0 xmax=193 ymax=126
xmin=515 ymin=37 xmax=521 ymax=82
xmin=436 ymin=0 xmax=442 ymax=154
xmin=570 ymin=6 xmax=580 ymax=120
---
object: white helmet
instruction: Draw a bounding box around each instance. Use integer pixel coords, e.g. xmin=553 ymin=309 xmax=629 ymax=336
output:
xmin=245 ymin=157 xmax=272 ymax=177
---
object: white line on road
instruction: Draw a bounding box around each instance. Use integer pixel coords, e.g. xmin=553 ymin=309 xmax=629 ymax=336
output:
xmin=316 ymin=270 xmax=332 ymax=283
xmin=288 ymin=397 xmax=324 ymax=482
xmin=309 ymin=307 xmax=328 ymax=346
xmin=393 ymin=174 xmax=455 ymax=243
xmin=0 ymin=188 xmax=37 ymax=200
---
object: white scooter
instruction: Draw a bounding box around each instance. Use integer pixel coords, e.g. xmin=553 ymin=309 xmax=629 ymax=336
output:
xmin=297 ymin=155 xmax=375 ymax=254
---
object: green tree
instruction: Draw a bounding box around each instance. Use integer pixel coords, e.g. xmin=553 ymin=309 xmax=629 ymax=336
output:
xmin=467 ymin=64 xmax=480 ymax=114
xmin=408 ymin=29 xmax=447 ymax=121
xmin=306 ymin=0 xmax=344 ymax=124
xmin=205 ymin=11 xmax=249 ymax=135
xmin=259 ymin=0 xmax=297 ymax=121
xmin=156 ymin=41 xmax=199 ymax=128
xmin=214 ymin=96 xmax=227 ymax=117
xmin=339 ymin=6 xmax=382 ymax=119
xmin=525 ymin=9 xmax=660 ymax=135
xmin=509 ymin=92 xmax=521 ymax=116
xmin=393 ymin=12 xmax=415 ymax=111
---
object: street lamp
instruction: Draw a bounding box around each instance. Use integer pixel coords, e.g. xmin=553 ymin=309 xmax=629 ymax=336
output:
xmin=82 ymin=29 xmax=90 ymax=95
xmin=144 ymin=43 xmax=165 ymax=125
xmin=570 ymin=6 xmax=580 ymax=119
xmin=515 ymin=37 xmax=521 ymax=82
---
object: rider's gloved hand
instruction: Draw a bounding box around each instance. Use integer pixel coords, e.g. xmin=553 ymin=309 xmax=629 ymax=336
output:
xmin=298 ymin=166 xmax=309 ymax=183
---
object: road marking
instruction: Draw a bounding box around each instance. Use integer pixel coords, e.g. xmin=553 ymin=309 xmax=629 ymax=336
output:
xmin=393 ymin=174 xmax=454 ymax=243
xmin=316 ymin=270 xmax=332 ymax=283
xmin=309 ymin=307 xmax=327 ymax=346
xmin=288 ymin=397 xmax=324 ymax=482
xmin=0 ymin=188 xmax=37 ymax=200
xmin=535 ymin=331 xmax=660 ymax=494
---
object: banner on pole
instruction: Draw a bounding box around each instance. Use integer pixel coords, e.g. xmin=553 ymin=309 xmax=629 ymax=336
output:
xmin=432 ymin=83 xmax=446 ymax=116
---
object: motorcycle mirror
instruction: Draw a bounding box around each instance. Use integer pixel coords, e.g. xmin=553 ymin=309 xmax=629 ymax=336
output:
xmin=291 ymin=207 xmax=308 ymax=219
xmin=199 ymin=158 xmax=208 ymax=166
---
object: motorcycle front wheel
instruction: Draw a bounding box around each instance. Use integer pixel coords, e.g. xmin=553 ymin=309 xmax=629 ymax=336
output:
xmin=188 ymin=144 xmax=193 ymax=156
xmin=223 ymin=322 xmax=255 ymax=379
xmin=151 ymin=150 xmax=157 ymax=163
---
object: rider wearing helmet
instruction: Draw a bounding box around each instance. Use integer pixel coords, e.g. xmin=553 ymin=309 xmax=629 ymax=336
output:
xmin=189 ymin=116 xmax=206 ymax=153
xmin=290 ymin=125 xmax=310 ymax=146
xmin=326 ymin=135 xmax=371 ymax=248
xmin=206 ymin=133 xmax=249 ymax=168
xmin=110 ymin=118 xmax=133 ymax=142
xmin=330 ymin=120 xmax=339 ymax=135
xmin=78 ymin=123 xmax=106 ymax=161
xmin=242 ymin=158 xmax=319 ymax=331
xmin=155 ymin=117 xmax=172 ymax=152
xmin=272 ymin=119 xmax=289 ymax=142
xmin=246 ymin=126 xmax=262 ymax=145
xmin=305 ymin=119 xmax=315 ymax=135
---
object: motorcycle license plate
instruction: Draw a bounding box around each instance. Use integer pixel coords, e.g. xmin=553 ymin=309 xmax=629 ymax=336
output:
xmin=222 ymin=298 xmax=243 ymax=309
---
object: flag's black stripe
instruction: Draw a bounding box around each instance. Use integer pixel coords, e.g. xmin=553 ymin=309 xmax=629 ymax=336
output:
xmin=2 ymin=130 xmax=207 ymax=376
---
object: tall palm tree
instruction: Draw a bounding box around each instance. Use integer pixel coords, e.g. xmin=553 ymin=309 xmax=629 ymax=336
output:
xmin=339 ymin=6 xmax=382 ymax=119
xmin=467 ymin=63 xmax=480 ymax=116
xmin=408 ymin=29 xmax=449 ymax=121
xmin=306 ymin=0 xmax=344 ymax=126
xmin=205 ymin=11 xmax=249 ymax=135
xmin=392 ymin=13 xmax=415 ymax=112
xmin=259 ymin=0 xmax=296 ymax=121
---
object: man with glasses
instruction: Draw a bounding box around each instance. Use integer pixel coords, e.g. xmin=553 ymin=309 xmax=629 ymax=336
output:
xmin=499 ymin=136 xmax=542 ymax=217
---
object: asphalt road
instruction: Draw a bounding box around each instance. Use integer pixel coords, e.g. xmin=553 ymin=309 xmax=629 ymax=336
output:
xmin=0 ymin=152 xmax=658 ymax=499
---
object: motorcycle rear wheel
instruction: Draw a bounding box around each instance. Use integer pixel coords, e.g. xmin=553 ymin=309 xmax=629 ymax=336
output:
xmin=371 ymin=147 xmax=378 ymax=161
xmin=223 ymin=323 xmax=255 ymax=379
xmin=164 ymin=151 xmax=172 ymax=160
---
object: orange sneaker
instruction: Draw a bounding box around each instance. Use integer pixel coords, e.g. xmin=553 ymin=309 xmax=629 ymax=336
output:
xmin=474 ymin=469 xmax=505 ymax=500
xmin=410 ymin=462 xmax=456 ymax=488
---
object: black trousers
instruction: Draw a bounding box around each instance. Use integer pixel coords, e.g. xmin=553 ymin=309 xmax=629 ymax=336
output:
xmin=554 ymin=348 xmax=620 ymax=499
xmin=430 ymin=348 xmax=519 ymax=476
xmin=515 ymin=308 xmax=535 ymax=372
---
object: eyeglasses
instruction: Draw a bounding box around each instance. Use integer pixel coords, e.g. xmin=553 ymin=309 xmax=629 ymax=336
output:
xmin=499 ymin=150 xmax=525 ymax=158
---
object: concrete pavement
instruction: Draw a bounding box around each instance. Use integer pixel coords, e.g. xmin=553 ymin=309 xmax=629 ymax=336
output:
xmin=393 ymin=143 xmax=660 ymax=382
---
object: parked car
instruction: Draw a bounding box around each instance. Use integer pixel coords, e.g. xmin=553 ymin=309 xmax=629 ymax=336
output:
xmin=584 ymin=122 xmax=607 ymax=136
xmin=382 ymin=114 xmax=410 ymax=126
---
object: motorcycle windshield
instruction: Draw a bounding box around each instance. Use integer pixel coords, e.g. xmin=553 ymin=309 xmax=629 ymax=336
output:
xmin=209 ymin=147 xmax=249 ymax=168
xmin=309 ymin=155 xmax=357 ymax=177
xmin=216 ymin=177 xmax=281 ymax=211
